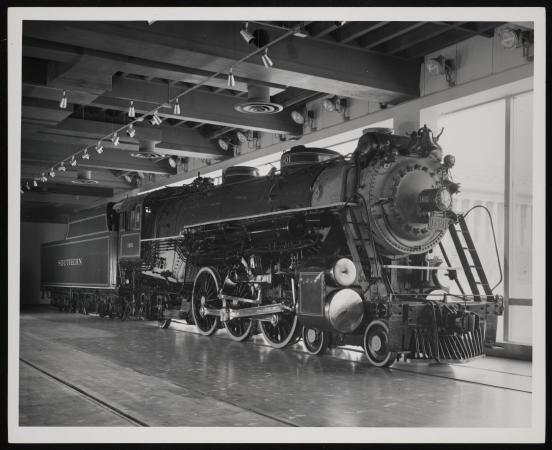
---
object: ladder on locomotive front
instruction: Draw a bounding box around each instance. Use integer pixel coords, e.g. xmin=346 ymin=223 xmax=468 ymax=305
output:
xmin=341 ymin=205 xmax=386 ymax=296
xmin=446 ymin=214 xmax=493 ymax=301
xmin=342 ymin=206 xmax=494 ymax=302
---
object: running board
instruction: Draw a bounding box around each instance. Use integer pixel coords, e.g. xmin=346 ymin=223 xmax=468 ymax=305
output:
xmin=201 ymin=303 xmax=291 ymax=322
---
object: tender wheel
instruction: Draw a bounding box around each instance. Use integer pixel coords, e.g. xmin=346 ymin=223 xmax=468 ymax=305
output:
xmin=191 ymin=267 xmax=222 ymax=336
xmin=260 ymin=312 xmax=299 ymax=349
xmin=302 ymin=327 xmax=330 ymax=355
xmin=223 ymin=283 xmax=255 ymax=342
xmin=363 ymin=320 xmax=397 ymax=367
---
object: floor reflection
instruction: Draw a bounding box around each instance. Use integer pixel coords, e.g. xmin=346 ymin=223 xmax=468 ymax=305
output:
xmin=21 ymin=311 xmax=532 ymax=427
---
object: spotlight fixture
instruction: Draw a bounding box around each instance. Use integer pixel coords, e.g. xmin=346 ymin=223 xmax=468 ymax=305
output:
xmin=236 ymin=130 xmax=248 ymax=143
xmin=291 ymin=109 xmax=315 ymax=129
xmin=96 ymin=142 xmax=104 ymax=154
xmin=227 ymin=68 xmax=236 ymax=88
xmin=49 ymin=168 xmax=55 ymax=178
xmin=218 ymin=138 xmax=230 ymax=151
xmin=25 ymin=182 xmax=31 ymax=190
xmin=426 ymin=55 xmax=456 ymax=87
xmin=59 ymin=90 xmax=68 ymax=109
xmin=33 ymin=179 xmax=38 ymax=188
xmin=293 ymin=25 xmax=309 ymax=38
xmin=498 ymin=26 xmax=534 ymax=60
xmin=70 ymin=156 xmax=77 ymax=167
xmin=82 ymin=148 xmax=90 ymax=160
xmin=40 ymin=173 xmax=47 ymax=182
xmin=323 ymin=98 xmax=336 ymax=112
xmin=167 ymin=156 xmax=177 ymax=168
xmin=261 ymin=48 xmax=273 ymax=68
xmin=323 ymin=96 xmax=347 ymax=113
xmin=126 ymin=123 xmax=136 ymax=138
xmin=173 ymin=98 xmax=181 ymax=115
xmin=111 ymin=133 xmax=120 ymax=146
xmin=150 ymin=111 xmax=162 ymax=126
xmin=58 ymin=161 xmax=66 ymax=172
xmin=147 ymin=21 xmax=156 ymax=26
xmin=128 ymin=100 xmax=136 ymax=118
xmin=123 ymin=174 xmax=133 ymax=184
xmin=335 ymin=21 xmax=348 ymax=27
xmin=291 ymin=110 xmax=305 ymax=125
xmin=240 ymin=22 xmax=254 ymax=44
xmin=20 ymin=187 xmax=24 ymax=194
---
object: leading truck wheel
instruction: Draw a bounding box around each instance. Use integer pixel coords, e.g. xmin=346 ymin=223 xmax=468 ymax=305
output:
xmin=191 ymin=267 xmax=221 ymax=336
xmin=363 ymin=320 xmax=397 ymax=368
xmin=302 ymin=327 xmax=330 ymax=355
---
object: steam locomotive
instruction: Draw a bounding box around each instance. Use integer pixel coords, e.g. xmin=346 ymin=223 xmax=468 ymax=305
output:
xmin=41 ymin=126 xmax=503 ymax=367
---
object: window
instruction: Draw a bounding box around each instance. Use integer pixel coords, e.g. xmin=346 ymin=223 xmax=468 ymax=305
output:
xmin=433 ymin=93 xmax=533 ymax=345
xmin=507 ymin=91 xmax=533 ymax=344
xmin=436 ymin=99 xmax=506 ymax=298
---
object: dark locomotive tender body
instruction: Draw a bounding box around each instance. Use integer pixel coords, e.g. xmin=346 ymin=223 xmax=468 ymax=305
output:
xmin=41 ymin=127 xmax=503 ymax=367
xmin=41 ymin=204 xmax=120 ymax=315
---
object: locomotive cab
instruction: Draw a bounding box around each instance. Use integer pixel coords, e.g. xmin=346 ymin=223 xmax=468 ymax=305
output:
xmin=113 ymin=197 xmax=143 ymax=260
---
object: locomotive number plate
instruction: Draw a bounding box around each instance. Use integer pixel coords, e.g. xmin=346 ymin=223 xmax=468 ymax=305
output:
xmin=428 ymin=212 xmax=450 ymax=231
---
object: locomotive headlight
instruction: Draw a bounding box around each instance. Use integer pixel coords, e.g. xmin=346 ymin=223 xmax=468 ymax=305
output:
xmin=331 ymin=258 xmax=357 ymax=287
xmin=418 ymin=188 xmax=453 ymax=212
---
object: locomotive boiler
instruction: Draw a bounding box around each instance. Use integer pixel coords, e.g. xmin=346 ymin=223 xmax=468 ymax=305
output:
xmin=41 ymin=125 xmax=503 ymax=367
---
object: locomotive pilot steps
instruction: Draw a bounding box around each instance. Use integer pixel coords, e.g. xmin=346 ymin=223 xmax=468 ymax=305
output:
xmin=41 ymin=126 xmax=503 ymax=367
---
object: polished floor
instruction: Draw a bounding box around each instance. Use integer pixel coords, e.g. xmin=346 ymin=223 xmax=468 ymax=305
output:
xmin=19 ymin=308 xmax=532 ymax=427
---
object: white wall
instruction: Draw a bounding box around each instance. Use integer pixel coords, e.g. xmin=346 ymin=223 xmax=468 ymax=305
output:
xmin=421 ymin=27 xmax=533 ymax=96
xmin=20 ymin=221 xmax=67 ymax=306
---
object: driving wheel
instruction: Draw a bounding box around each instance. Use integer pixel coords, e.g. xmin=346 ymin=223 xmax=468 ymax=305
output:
xmin=191 ymin=267 xmax=222 ymax=336
xmin=223 ymin=287 xmax=255 ymax=344
xmin=260 ymin=311 xmax=299 ymax=349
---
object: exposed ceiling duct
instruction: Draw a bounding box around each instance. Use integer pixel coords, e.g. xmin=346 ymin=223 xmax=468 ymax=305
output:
xmin=130 ymin=140 xmax=165 ymax=159
xmin=71 ymin=170 xmax=99 ymax=185
xmin=234 ymin=85 xmax=284 ymax=115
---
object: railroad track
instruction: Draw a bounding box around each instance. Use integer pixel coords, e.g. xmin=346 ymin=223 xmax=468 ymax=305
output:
xmin=19 ymin=358 xmax=149 ymax=427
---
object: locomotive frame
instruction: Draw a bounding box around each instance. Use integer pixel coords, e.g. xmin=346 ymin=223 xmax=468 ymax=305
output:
xmin=42 ymin=126 xmax=503 ymax=368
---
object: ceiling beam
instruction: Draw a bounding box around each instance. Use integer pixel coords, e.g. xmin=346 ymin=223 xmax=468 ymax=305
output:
xmin=24 ymin=182 xmax=115 ymax=197
xmin=23 ymin=38 xmax=287 ymax=95
xmin=434 ymin=21 xmax=503 ymax=38
xmin=384 ymin=22 xmax=469 ymax=55
xmin=398 ymin=23 xmax=501 ymax=60
xmin=306 ymin=22 xmax=340 ymax=38
xmin=23 ymin=114 xmax=227 ymax=159
xmin=46 ymin=54 xmax=114 ymax=94
xmin=89 ymin=77 xmax=303 ymax=135
xmin=23 ymin=21 xmax=420 ymax=101
xmin=359 ymin=22 xmax=428 ymax=49
xmin=21 ymin=140 xmax=177 ymax=175
xmin=22 ymin=97 xmax=74 ymax=128
xmin=20 ymin=192 xmax=108 ymax=205
xmin=333 ymin=22 xmax=390 ymax=44
xmin=22 ymin=75 xmax=302 ymax=135
xmin=400 ymin=28 xmax=474 ymax=59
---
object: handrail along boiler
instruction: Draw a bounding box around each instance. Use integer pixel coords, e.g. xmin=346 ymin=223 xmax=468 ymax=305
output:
xmin=41 ymin=126 xmax=503 ymax=367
